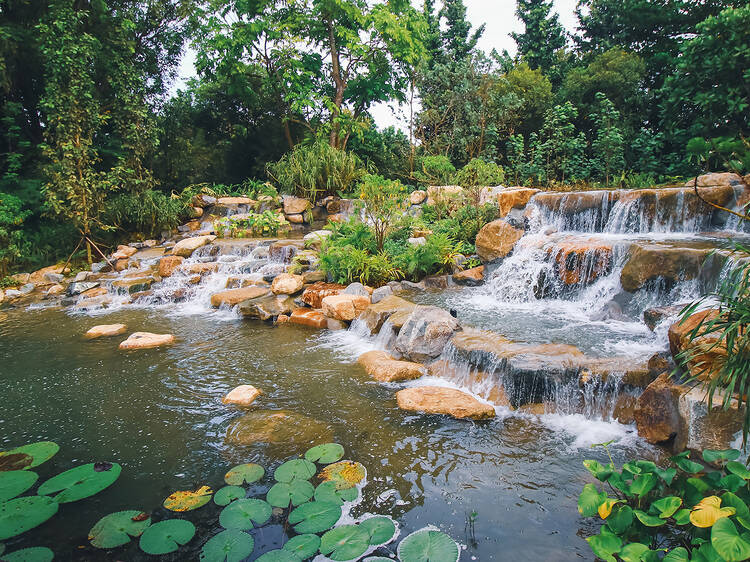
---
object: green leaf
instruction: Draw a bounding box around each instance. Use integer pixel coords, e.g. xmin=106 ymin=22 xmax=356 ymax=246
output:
xmin=255 ymin=549 xmax=299 ymax=562
xmin=633 ymin=509 xmax=666 ymax=527
xmin=726 ymin=462 xmax=750 ymax=480
xmin=663 ymin=547 xmax=690 ymax=562
xmin=583 ymin=460 xmax=612 ymax=481
xmin=214 ymin=486 xmax=245 ymax=506
xmin=0 ymin=442 xmax=59 ymax=471
xmin=703 ymin=449 xmax=740 ymax=464
xmin=219 ymin=498 xmax=271 ymax=530
xmin=629 ymin=473 xmax=656 ymax=498
xmin=360 ymin=516 xmax=397 ymax=546
xmin=314 ymin=481 xmax=358 ymax=505
xmin=712 ymin=517 xmax=750 ymax=561
xmin=634 ymin=460 xmax=657 ymax=473
xmin=578 ymin=484 xmax=604 ymax=517
xmin=88 ymin=510 xmax=151 ymax=548
xmin=654 ymin=467 xmax=677 ymax=485
xmin=688 ymin=477 xmax=712 ymax=493
xmin=674 ymin=509 xmax=691 ymax=525
xmin=0 ymin=471 xmax=38 ymax=503
xmin=224 ymin=463 xmax=264 ymax=486
xmin=619 ymin=542 xmax=649 ymax=562
xmin=305 ymin=443 xmax=345 ymax=464
xmin=0 ymin=496 xmax=59 ymax=540
xmin=720 ymin=474 xmax=746 ymax=492
xmin=606 ymin=505 xmax=633 ymax=534
xmin=266 ymin=479 xmax=314 ymax=508
xmin=139 ymin=519 xmax=195 ymax=555
xmin=607 ymin=472 xmax=630 ymax=495
xmin=585 ymin=532 xmax=621 ymax=562
xmin=0 ymin=546 xmax=54 ymax=561
xmin=274 ymin=459 xmax=316 ymax=483
xmin=37 ymin=462 xmax=121 ymax=503
xmin=692 ymin=542 xmax=724 ymax=562
xmin=650 ymin=496 xmax=682 ymax=519
xmin=320 ymin=525 xmax=370 ymax=561
xmin=673 ymin=457 xmax=704 ymax=474
xmin=282 ymin=533 xmax=320 ymax=558
xmin=397 ymin=529 xmax=459 ymax=562
xmin=200 ymin=529 xmax=254 ymax=562
xmin=288 ymin=501 xmax=342 ymax=534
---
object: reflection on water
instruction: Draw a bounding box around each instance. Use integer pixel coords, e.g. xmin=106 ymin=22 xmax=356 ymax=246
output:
xmin=0 ymin=307 xmax=658 ymax=560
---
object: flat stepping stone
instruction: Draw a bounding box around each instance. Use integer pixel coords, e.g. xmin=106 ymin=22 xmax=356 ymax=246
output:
xmin=396 ymin=386 xmax=495 ymax=420
xmin=222 ymin=385 xmax=261 ymax=406
xmin=119 ymin=332 xmax=175 ymax=350
xmin=358 ymin=351 xmax=424 ymax=383
xmin=85 ymin=324 xmax=127 ymax=339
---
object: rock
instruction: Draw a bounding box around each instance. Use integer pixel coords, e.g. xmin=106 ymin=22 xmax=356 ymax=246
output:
xmin=114 ymin=259 xmax=129 ymax=272
xmin=321 ymin=294 xmax=370 ymax=322
xmin=396 ymin=386 xmax=495 ymax=420
xmin=302 ymin=270 xmax=326 ymax=284
xmin=667 ymin=309 xmax=725 ymax=381
xmin=410 ymin=190 xmax=427 ymax=205
xmin=644 ymin=305 xmax=684 ymax=331
xmin=289 ymin=308 xmax=328 ymax=329
xmin=497 ymin=188 xmax=539 ymax=216
xmin=683 ymin=172 xmax=745 ymax=188
xmin=303 ymin=230 xmax=333 ymax=249
xmin=269 ymin=240 xmax=305 ymax=262
xmin=225 ymin=410 xmax=333 ymax=447
xmin=85 ymin=324 xmax=127 ymax=339
xmin=119 ymin=332 xmax=175 ymax=350
xmin=424 ymin=275 xmax=451 ymax=289
xmin=29 ymin=264 xmax=68 ymax=285
xmin=46 ymin=284 xmax=66 ymax=296
xmin=283 ymin=196 xmax=311 ymax=215
xmin=172 ymin=235 xmax=216 ymax=257
xmin=648 ymin=352 xmax=674 ymax=377
xmin=548 ymin=238 xmax=613 ymax=285
xmin=342 ymin=282 xmax=369 ymax=297
xmin=191 ymin=206 xmax=204 ymax=218
xmin=613 ymin=393 xmax=638 ymax=425
xmin=211 ymin=286 xmax=270 ymax=308
xmin=667 ymin=309 xmax=719 ymax=356
xmin=222 ymin=385 xmax=261 ymax=407
xmin=68 ymin=281 xmax=100 ymax=296
xmin=678 ymin=386 xmax=744 ymax=451
xmin=112 ymin=245 xmax=138 ymax=260
xmin=73 ymin=271 xmax=89 ymax=282
xmin=301 ymin=282 xmax=345 ymax=308
xmin=287 ymin=213 xmax=304 ymax=224
xmin=271 ymin=273 xmax=304 ymax=295
xmin=327 ymin=318 xmax=347 ymax=330
xmin=158 ymin=256 xmax=185 ymax=277
xmin=387 ymin=309 xmax=413 ymax=330
xmin=633 ymin=373 xmax=685 ymax=445
xmin=620 ymin=244 xmax=713 ymax=292
xmin=400 ymin=280 xmax=425 ymax=292
xmin=407 ymin=237 xmax=426 ymax=246
xmin=217 ymin=196 xmax=254 ymax=206
xmin=81 ymin=286 xmax=108 ymax=298
xmin=325 ymin=198 xmax=356 ymax=217
xmin=193 ymin=194 xmax=216 ymax=207
xmin=4 ymin=289 xmax=21 ymax=300
xmin=276 ymin=314 xmax=289 ymax=323
xmin=358 ymin=295 xmax=416 ymax=334
xmin=371 ymin=285 xmax=393 ymax=304
xmin=238 ymin=294 xmax=295 ymax=320
xmin=91 ymin=262 xmax=111 ymax=274
xmin=475 ymin=219 xmax=524 ymax=262
xmin=426 ymin=185 xmax=463 ymax=206
xmin=18 ymin=283 xmax=35 ymax=295
xmin=185 ymin=262 xmax=219 ymax=275
xmin=394 ymin=305 xmax=461 ymax=362
xmin=452 ymin=266 xmax=484 ymax=286
xmin=357 ymin=350 xmax=424 ymax=382
xmin=112 ymin=277 xmax=154 ymax=295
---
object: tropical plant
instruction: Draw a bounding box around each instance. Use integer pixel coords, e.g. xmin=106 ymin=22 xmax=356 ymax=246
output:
xmin=103 ymin=190 xmax=190 ymax=239
xmin=214 ymin=210 xmax=289 ymax=238
xmin=590 ymin=93 xmax=625 ymax=186
xmin=358 ymin=174 xmax=408 ymax=252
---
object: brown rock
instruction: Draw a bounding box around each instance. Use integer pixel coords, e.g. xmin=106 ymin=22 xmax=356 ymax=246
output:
xmin=268 ymin=240 xmax=305 ymax=262
xmin=684 ymin=172 xmax=745 ymax=188
xmin=321 ymin=294 xmax=370 ymax=321
xmin=327 ymin=318 xmax=347 ymax=330
xmin=621 ymin=244 xmax=712 ymax=292
xmin=225 ymin=409 xmax=333 ymax=446
xmin=613 ymin=393 xmax=638 ymax=425
xmin=46 ymin=284 xmax=66 ymax=296
xmin=81 ymin=286 xmax=108 ymax=298
xmin=112 ymin=277 xmax=154 ymax=294
xmin=644 ymin=305 xmax=684 ymax=331
xmin=185 ymin=262 xmax=219 ymax=275
xmin=158 ymin=256 xmax=185 ymax=277
xmin=475 ymin=219 xmax=524 ymax=262
xmin=358 ymin=295 xmax=415 ymax=334
xmin=84 ymin=323 xmax=127 ymax=339
xmin=119 ymin=332 xmax=175 ymax=350
xmin=211 ymin=286 xmax=270 ymax=308
xmin=396 ymin=386 xmax=495 ymax=420
xmin=114 ymin=259 xmax=129 ymax=272
xmin=547 ymin=238 xmax=613 ymax=285
xmin=192 ymin=206 xmax=204 ymax=218
xmin=222 ymin=385 xmax=261 ymax=406
xmin=410 ymin=190 xmax=427 ymax=205
xmin=217 ymin=196 xmax=254 ymax=205
xmin=452 ymin=266 xmax=484 ymax=286
xmin=357 ymin=350 xmax=424 ymax=382
xmin=276 ymin=314 xmax=290 ymax=324
xmin=301 ymin=282 xmax=346 ymax=308
xmin=289 ymin=308 xmax=328 ymax=329
xmin=238 ymin=294 xmax=295 ymax=320
xmin=112 ymin=245 xmax=138 ymax=260
xmin=173 ymin=235 xmax=216 ymax=257
xmin=633 ymin=373 xmax=685 ymax=444
xmin=667 ymin=309 xmax=725 ymax=381
xmin=283 ymin=196 xmax=311 ymax=215
xmin=497 ymin=188 xmax=539 ymax=216
xmin=302 ymin=270 xmax=326 ymax=284
xmin=271 ymin=273 xmax=304 ymax=295
xmin=668 ymin=309 xmax=719 ymax=356
xmin=286 ymin=214 xmax=304 ymax=224
xmin=29 ymin=264 xmax=69 ymax=284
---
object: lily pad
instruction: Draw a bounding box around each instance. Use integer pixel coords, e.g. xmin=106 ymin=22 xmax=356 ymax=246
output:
xmin=214 ymin=486 xmax=246 ymax=506
xmin=363 ymin=558 xmax=395 ymax=561
xmin=37 ymin=462 xmax=121 ymax=503
xmin=219 ymin=498 xmax=271 ymax=530
xmin=266 ymin=480 xmax=314 ymax=508
xmin=200 ymin=529 xmax=254 ymax=562
xmin=320 ymin=525 xmax=371 ymax=561
xmin=255 ymin=549 xmax=299 ymax=562
xmin=139 ymin=519 xmax=196 ymax=555
xmin=282 ymin=534 xmax=321 ymax=558
xmin=0 ymin=455 xmax=32 ymax=473
xmin=288 ymin=501 xmax=342 ymax=534
xmin=0 ymin=496 xmax=59 ymax=540
xmin=0 ymin=471 xmax=38 ymax=503
xmin=314 ymin=481 xmax=359 ymax=505
xmin=305 ymin=443 xmax=345 ymax=464
xmin=360 ymin=516 xmax=397 ymax=546
xmin=274 ymin=459 xmax=316 ymax=483
xmin=0 ymin=442 xmax=59 ymax=471
xmin=397 ymin=529 xmax=460 ymax=562
xmin=224 ymin=463 xmax=264 ymax=486
xmin=88 ymin=510 xmax=151 ymax=548
xmin=319 ymin=461 xmax=366 ymax=490
xmin=163 ymin=485 xmax=213 ymax=512
xmin=0 ymin=546 xmax=54 ymax=561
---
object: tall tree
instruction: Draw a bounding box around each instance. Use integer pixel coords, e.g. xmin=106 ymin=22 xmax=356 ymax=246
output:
xmin=511 ymin=0 xmax=567 ymax=75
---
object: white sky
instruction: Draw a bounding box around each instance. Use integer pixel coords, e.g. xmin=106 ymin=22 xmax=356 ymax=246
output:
xmin=175 ymin=0 xmax=579 ymax=131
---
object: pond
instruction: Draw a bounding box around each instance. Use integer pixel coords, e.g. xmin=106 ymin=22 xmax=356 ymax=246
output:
xmin=0 ymin=305 xmax=658 ymax=560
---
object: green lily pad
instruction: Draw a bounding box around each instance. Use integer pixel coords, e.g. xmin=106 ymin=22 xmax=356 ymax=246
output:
xmin=224 ymin=463 xmax=264 ymax=486
xmin=37 ymin=462 xmax=121 ymax=503
xmin=0 ymin=546 xmax=54 ymax=561
xmin=363 ymin=558 xmax=395 ymax=561
xmin=274 ymin=459 xmax=316 ymax=483
xmin=282 ymin=533 xmax=321 ymax=558
xmin=0 ymin=496 xmax=59 ymax=540
xmin=360 ymin=516 xmax=397 ymax=546
xmin=88 ymin=510 xmax=151 ymax=548
xmin=0 ymin=471 xmax=38 ymax=503
xmin=288 ymin=501 xmax=342 ymax=534
xmin=139 ymin=519 xmax=196 ymax=555
xmin=266 ymin=480 xmax=314 ymax=508
xmin=214 ymin=486 xmax=245 ymax=506
xmin=0 ymin=442 xmax=59 ymax=471
xmin=219 ymin=498 xmax=272 ymax=530
xmin=320 ymin=525 xmax=370 ymax=561
xmin=200 ymin=529 xmax=254 ymax=562
xmin=314 ymin=481 xmax=359 ymax=505
xmin=305 ymin=443 xmax=345 ymax=464
xmin=397 ymin=529 xmax=459 ymax=562
xmin=319 ymin=461 xmax=366 ymax=490
xmin=163 ymin=486 xmax=213 ymax=512
xmin=255 ymin=549 xmax=299 ymax=562
xmin=0 ymin=455 xmax=32 ymax=473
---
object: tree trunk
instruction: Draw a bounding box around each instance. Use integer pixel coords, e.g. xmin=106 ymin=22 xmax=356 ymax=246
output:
xmin=327 ymin=19 xmax=345 ymax=149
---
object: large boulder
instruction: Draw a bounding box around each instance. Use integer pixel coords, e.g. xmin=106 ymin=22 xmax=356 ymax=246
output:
xmin=396 ymin=386 xmax=495 ymax=420
xmin=283 ymin=196 xmax=311 ymax=215
xmin=269 ymin=240 xmax=305 ymax=262
xmin=321 ymin=294 xmax=370 ymax=322
xmin=497 ymin=188 xmax=539 ymax=216
xmin=84 ymin=323 xmax=127 ymax=339
xmin=357 ymin=350 xmax=424 ymax=382
xmin=475 ymin=220 xmax=524 ymax=262
xmin=238 ymin=294 xmax=295 ymax=320
xmin=68 ymin=281 xmax=100 ymax=296
xmin=271 ymin=273 xmax=304 ymax=295
xmin=547 ymin=239 xmax=613 ymax=286
xmin=112 ymin=276 xmax=154 ymax=295
xmin=29 ymin=264 xmax=69 ymax=285
xmin=119 ymin=332 xmax=175 ymax=350
xmin=173 ymin=235 xmax=216 ymax=257
xmin=667 ymin=309 xmax=724 ymax=381
xmin=211 ymin=286 xmax=270 ymax=308
xmin=410 ymin=190 xmax=427 ymax=205
xmin=452 ymin=266 xmax=484 ymax=286
xmin=222 ymin=385 xmax=261 ymax=407
xmin=358 ymin=295 xmax=415 ymax=334
xmin=302 ymin=282 xmax=346 ymax=308
xmin=633 ymin=373 xmax=685 ymax=445
xmin=683 ymin=172 xmax=746 ymax=188
xmin=621 ymin=244 xmax=714 ymax=292
xmin=394 ymin=305 xmax=461 ymax=362
xmin=426 ymin=185 xmax=463 ymax=205
xmin=289 ymin=308 xmax=328 ymax=329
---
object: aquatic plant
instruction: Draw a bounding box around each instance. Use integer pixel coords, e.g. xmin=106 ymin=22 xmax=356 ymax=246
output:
xmin=139 ymin=519 xmax=196 ymax=555
xmin=88 ymin=510 xmax=151 ymax=549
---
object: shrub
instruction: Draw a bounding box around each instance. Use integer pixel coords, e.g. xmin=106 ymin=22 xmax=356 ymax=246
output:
xmin=358 ymin=174 xmax=408 ymax=251
xmin=390 ymin=233 xmax=462 ymax=281
xmin=214 ymin=210 xmax=289 ymax=238
xmin=453 ymin=158 xmax=505 ymax=187
xmin=413 ymin=155 xmax=456 ymax=186
xmin=0 ymin=192 xmax=31 ymax=276
xmin=266 ymin=142 xmax=366 ymax=203
xmin=103 ymin=190 xmax=189 ymax=239
xmin=318 ymin=244 xmax=401 ymax=286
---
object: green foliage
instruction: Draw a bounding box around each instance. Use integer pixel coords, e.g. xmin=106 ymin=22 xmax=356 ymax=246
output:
xmin=0 ymin=192 xmax=31 ymax=276
xmin=414 ymin=156 xmax=457 ymax=186
xmin=218 ymin=498 xmax=272 ymax=530
xmin=358 ymin=174 xmax=408 ymax=251
xmin=452 ymin=158 xmax=505 ymax=187
xmin=224 ymin=463 xmax=265 ymax=486
xmin=88 ymin=510 xmax=151 ymax=549
xmin=266 ymin=142 xmax=366 ymax=203
xmin=320 ymin=525 xmax=370 ymax=560
xmin=37 ymin=462 xmax=121 ymax=503
xmin=397 ymin=529 xmax=460 ymax=562
xmin=0 ymin=472 xmax=38 ymax=503
xmin=200 ymin=528 xmax=255 ymax=562
xmin=305 ymin=443 xmax=345 ymax=465
xmin=493 ymin=62 xmax=553 ymax=138
xmin=0 ymin=496 xmax=59 ymax=540
xmin=590 ymin=93 xmax=625 ymax=185
xmin=214 ymin=211 xmax=289 ymax=238
xmin=0 ymin=441 xmax=59 ymax=470
xmin=139 ymin=519 xmax=196 ymax=555
xmin=511 ymin=0 xmax=567 ymax=76
xmin=103 ymin=190 xmax=189 ymax=239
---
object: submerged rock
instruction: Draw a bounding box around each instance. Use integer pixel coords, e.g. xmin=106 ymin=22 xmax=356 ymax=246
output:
xmin=475 ymin=219 xmax=524 ymax=262
xmin=395 ymin=305 xmax=461 ymax=362
xmin=321 ymin=294 xmax=370 ymax=322
xmin=644 ymin=305 xmax=684 ymax=331
xmin=396 ymin=386 xmax=495 ymax=420
xmin=222 ymin=385 xmax=261 ymax=407
xmin=85 ymin=324 xmax=127 ymax=339
xmin=357 ymin=350 xmax=424 ymax=382
xmin=633 ymin=373 xmax=685 ymax=445
xmin=211 ymin=286 xmax=270 ymax=308
xmin=158 ymin=256 xmax=185 ymax=277
xmin=225 ymin=410 xmax=333 ymax=446
xmin=119 ymin=332 xmax=175 ymax=350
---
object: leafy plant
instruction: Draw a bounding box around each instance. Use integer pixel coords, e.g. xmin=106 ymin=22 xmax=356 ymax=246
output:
xmin=0 ymin=496 xmax=59 ymax=540
xmin=413 ymin=156 xmax=456 ymax=186
xmin=358 ymin=174 xmax=408 ymax=252
xmin=200 ymin=528 xmax=255 ymax=562
xmin=139 ymin=519 xmax=196 ymax=555
xmin=88 ymin=510 xmax=151 ymax=549
xmin=452 ymin=158 xmax=505 ymax=187
xmin=397 ymin=528 xmax=460 ymax=562
xmin=214 ymin=211 xmax=289 ymax=238
xmin=305 ymin=443 xmax=345 ymax=464
xmin=37 ymin=462 xmax=121 ymax=503
xmin=224 ymin=462 xmax=265 ymax=485
xmin=218 ymin=498 xmax=272 ymax=530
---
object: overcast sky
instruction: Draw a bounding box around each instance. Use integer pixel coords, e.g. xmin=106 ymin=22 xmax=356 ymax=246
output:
xmin=176 ymin=0 xmax=580 ymax=130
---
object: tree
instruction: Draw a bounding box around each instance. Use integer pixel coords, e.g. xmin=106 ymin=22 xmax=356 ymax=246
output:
xmin=590 ymin=93 xmax=625 ymax=185
xmin=511 ymin=0 xmax=567 ymax=75
xmin=358 ymin=174 xmax=407 ymax=252
xmin=537 ymin=102 xmax=588 ymax=184
xmin=492 ymin=62 xmax=553 ymax=139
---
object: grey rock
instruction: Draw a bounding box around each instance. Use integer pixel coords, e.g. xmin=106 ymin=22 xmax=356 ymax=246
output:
xmin=19 ymin=283 xmax=36 ymax=295
xmin=4 ymin=289 xmax=22 ymax=299
xmin=342 ymin=282 xmax=369 ymax=297
xmin=371 ymin=285 xmax=393 ymax=304
xmin=74 ymin=271 xmax=90 ymax=282
xmin=68 ymin=281 xmax=100 ymax=296
xmin=91 ymin=261 xmax=111 ymax=274
xmin=401 ymin=280 xmax=425 ymax=292
xmin=407 ymin=237 xmax=426 ymax=246
xmin=394 ymin=305 xmax=461 ymax=362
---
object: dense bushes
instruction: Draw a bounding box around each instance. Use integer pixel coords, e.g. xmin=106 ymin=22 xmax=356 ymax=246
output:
xmin=102 ymin=190 xmax=190 ymax=240
xmin=0 ymin=192 xmax=31 ymax=276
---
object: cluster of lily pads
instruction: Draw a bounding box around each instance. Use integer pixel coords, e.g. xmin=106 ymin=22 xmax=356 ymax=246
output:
xmin=0 ymin=440 xmax=460 ymax=561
